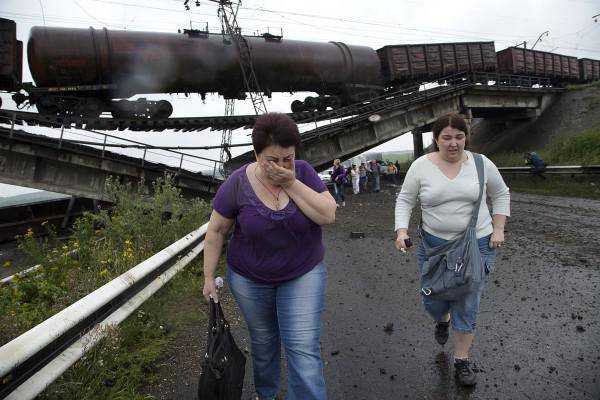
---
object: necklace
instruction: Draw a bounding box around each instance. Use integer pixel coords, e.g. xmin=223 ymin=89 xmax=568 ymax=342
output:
xmin=254 ymin=165 xmax=283 ymax=210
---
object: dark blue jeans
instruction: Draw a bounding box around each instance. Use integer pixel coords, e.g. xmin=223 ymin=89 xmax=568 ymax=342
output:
xmin=227 ymin=263 xmax=327 ymax=400
xmin=416 ymin=230 xmax=496 ymax=333
xmin=332 ymin=182 xmax=345 ymax=204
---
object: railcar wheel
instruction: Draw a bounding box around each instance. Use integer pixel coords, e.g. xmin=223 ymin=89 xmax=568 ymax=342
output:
xmin=291 ymin=100 xmax=304 ymax=113
xmin=327 ymin=96 xmax=342 ymax=110
xmin=153 ymin=100 xmax=173 ymax=119
xmin=316 ymin=100 xmax=327 ymax=112
xmin=36 ymin=97 xmax=59 ymax=115
xmin=304 ymin=96 xmax=317 ymax=111
xmin=79 ymin=98 xmax=103 ymax=118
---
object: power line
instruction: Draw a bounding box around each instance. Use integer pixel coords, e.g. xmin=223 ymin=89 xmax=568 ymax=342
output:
xmin=88 ymin=0 xmax=546 ymax=41
xmin=9 ymin=10 xmax=600 ymax=55
xmin=13 ymin=0 xmax=596 ymax=50
xmin=37 ymin=0 xmax=46 ymax=26
xmin=72 ymin=0 xmax=124 ymax=28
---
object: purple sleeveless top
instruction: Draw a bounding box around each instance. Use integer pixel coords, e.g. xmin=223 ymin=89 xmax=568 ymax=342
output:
xmin=212 ymin=160 xmax=328 ymax=284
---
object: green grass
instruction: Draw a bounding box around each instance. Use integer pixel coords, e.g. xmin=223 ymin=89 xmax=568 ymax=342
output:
xmin=38 ymin=259 xmax=209 ymax=400
xmin=381 ymin=151 xmax=413 ymax=164
xmin=479 ymin=126 xmax=600 ymax=199
xmin=489 ymin=125 xmax=600 ymax=167
xmin=503 ymin=175 xmax=600 ymax=199
xmin=565 ymin=80 xmax=600 ymax=91
xmin=0 ymin=175 xmax=212 ymax=399
xmin=543 ymin=125 xmax=600 ymax=166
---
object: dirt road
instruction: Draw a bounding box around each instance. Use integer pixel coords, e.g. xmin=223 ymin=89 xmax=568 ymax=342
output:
xmin=145 ymin=187 xmax=600 ymax=400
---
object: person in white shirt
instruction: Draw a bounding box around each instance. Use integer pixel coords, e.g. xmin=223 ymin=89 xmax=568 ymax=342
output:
xmin=350 ymin=164 xmax=360 ymax=194
xmin=394 ymin=113 xmax=510 ymax=387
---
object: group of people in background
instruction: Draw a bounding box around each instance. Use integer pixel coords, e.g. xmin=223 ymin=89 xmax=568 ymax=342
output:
xmin=330 ymin=159 xmax=403 ymax=206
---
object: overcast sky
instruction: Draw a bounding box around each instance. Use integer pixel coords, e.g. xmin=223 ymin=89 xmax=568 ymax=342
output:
xmin=1 ymin=0 xmax=599 ymax=195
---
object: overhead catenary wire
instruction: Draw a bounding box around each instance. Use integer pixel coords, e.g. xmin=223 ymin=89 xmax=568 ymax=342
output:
xmin=8 ymin=4 xmax=600 ymax=56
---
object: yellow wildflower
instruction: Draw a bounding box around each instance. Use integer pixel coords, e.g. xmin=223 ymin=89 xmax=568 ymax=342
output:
xmin=2 ymin=260 xmax=11 ymax=268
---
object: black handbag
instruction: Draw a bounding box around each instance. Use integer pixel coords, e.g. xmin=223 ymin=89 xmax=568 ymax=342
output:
xmin=197 ymin=298 xmax=246 ymax=400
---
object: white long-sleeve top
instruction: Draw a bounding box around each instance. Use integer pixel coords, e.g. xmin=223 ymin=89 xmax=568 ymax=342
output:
xmin=395 ymin=151 xmax=510 ymax=240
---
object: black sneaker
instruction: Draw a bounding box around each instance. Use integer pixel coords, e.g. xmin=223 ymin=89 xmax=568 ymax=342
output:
xmin=434 ymin=321 xmax=449 ymax=345
xmin=454 ymin=358 xmax=477 ymax=386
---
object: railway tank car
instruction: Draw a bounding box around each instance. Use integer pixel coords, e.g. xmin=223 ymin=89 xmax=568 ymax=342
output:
xmin=24 ymin=25 xmax=383 ymax=117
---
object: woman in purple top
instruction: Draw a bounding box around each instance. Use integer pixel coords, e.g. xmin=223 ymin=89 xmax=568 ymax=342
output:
xmin=203 ymin=113 xmax=337 ymax=400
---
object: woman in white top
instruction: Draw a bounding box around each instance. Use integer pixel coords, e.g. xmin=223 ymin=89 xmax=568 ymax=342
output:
xmin=350 ymin=164 xmax=360 ymax=194
xmin=394 ymin=113 xmax=510 ymax=387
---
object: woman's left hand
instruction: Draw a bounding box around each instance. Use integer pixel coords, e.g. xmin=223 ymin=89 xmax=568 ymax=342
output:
xmin=489 ymin=228 xmax=505 ymax=249
xmin=262 ymin=161 xmax=295 ymax=188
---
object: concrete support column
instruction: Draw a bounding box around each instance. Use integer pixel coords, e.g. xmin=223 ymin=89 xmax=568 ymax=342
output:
xmin=61 ymin=196 xmax=77 ymax=229
xmin=412 ymin=128 xmax=425 ymax=159
xmin=464 ymin=108 xmax=473 ymax=129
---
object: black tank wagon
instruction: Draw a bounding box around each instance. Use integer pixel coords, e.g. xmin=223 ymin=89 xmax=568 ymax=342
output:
xmin=14 ymin=22 xmax=383 ymax=118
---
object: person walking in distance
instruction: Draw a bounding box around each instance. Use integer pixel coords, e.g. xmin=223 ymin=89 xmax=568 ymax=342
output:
xmin=394 ymin=113 xmax=510 ymax=386
xmin=331 ymin=158 xmax=347 ymax=207
xmin=203 ymin=113 xmax=337 ymax=400
xmin=350 ymin=164 xmax=360 ymax=194
xmin=370 ymin=160 xmax=381 ymax=193
xmin=359 ymin=163 xmax=368 ymax=193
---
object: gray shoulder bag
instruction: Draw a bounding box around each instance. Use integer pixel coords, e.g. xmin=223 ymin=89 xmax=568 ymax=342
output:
xmin=420 ymin=153 xmax=485 ymax=301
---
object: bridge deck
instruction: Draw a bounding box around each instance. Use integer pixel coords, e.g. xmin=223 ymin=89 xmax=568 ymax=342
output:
xmin=0 ymin=126 xmax=220 ymax=200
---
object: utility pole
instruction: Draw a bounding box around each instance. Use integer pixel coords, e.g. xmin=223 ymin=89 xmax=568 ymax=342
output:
xmin=213 ymin=0 xmax=268 ymax=115
xmin=531 ymin=31 xmax=549 ymax=50
xmin=186 ymin=1 xmax=267 ymax=177
xmin=515 ymin=40 xmax=527 ymax=49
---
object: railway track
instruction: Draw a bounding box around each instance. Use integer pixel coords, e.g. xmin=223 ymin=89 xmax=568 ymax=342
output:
xmin=0 ymin=72 xmax=560 ymax=134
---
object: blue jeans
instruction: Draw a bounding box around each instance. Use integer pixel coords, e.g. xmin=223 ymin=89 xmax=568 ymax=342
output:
xmin=359 ymin=176 xmax=367 ymax=191
xmin=227 ymin=263 xmax=327 ymax=400
xmin=332 ymin=182 xmax=345 ymax=203
xmin=416 ymin=230 xmax=496 ymax=333
xmin=372 ymin=174 xmax=380 ymax=192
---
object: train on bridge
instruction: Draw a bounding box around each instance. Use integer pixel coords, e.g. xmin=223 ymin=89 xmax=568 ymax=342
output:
xmin=0 ymin=17 xmax=599 ymax=119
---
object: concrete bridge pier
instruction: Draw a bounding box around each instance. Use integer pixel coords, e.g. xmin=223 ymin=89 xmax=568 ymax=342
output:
xmin=412 ymin=126 xmax=426 ymax=159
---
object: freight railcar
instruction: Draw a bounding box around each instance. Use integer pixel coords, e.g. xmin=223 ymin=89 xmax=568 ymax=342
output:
xmin=496 ymin=47 xmax=579 ymax=82
xmin=377 ymin=42 xmax=497 ymax=85
xmin=0 ymin=18 xmax=22 ymax=108
xmin=579 ymin=58 xmax=600 ymax=82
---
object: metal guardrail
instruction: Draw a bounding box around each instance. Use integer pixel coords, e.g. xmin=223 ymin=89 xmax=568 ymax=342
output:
xmin=498 ymin=165 xmax=600 ymax=174
xmin=0 ymin=223 xmax=209 ymax=400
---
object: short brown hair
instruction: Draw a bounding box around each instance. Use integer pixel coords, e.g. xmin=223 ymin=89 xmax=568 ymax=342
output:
xmin=431 ymin=113 xmax=470 ymax=151
xmin=252 ymin=113 xmax=301 ymax=154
